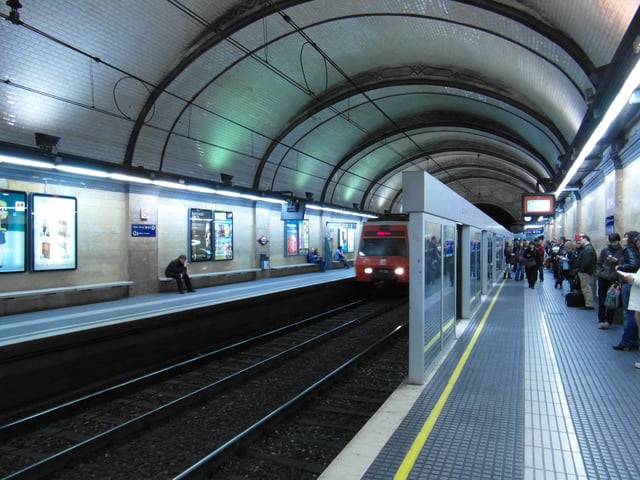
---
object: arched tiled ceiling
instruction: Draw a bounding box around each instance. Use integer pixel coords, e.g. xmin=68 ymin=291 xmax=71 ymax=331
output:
xmin=126 ymin=0 xmax=640 ymax=229
xmin=1 ymin=0 xmax=639 ymax=231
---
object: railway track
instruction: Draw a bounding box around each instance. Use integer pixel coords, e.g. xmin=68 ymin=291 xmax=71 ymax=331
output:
xmin=0 ymin=297 xmax=407 ymax=479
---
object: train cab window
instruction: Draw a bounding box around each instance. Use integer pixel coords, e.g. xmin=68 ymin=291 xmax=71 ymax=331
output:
xmin=360 ymin=238 xmax=407 ymax=257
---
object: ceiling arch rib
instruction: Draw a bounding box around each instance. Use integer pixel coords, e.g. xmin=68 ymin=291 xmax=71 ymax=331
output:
xmin=264 ymin=79 xmax=566 ymax=197
xmin=270 ymin=92 xmax=561 ymax=206
xmin=112 ymin=0 xmax=638 ymax=230
xmin=130 ymin=3 xmax=590 ymax=198
xmin=362 ymin=152 xmax=537 ymax=216
xmin=360 ymin=150 xmax=541 ymax=210
xmin=250 ymin=10 xmax=587 ymax=190
xmin=318 ymin=114 xmax=555 ymax=207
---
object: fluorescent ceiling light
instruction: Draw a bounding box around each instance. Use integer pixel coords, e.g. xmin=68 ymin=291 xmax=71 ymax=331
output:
xmin=556 ymin=58 xmax=640 ymax=198
xmin=307 ymin=204 xmax=377 ymax=218
xmin=1 ymin=153 xmax=372 ymax=215
xmin=152 ymin=180 xmax=187 ymax=189
xmin=108 ymin=173 xmax=153 ymax=184
xmin=0 ymin=154 xmax=55 ymax=169
xmin=214 ymin=188 xmax=287 ymax=204
xmin=56 ymin=164 xmax=109 ymax=178
xmin=186 ymin=185 xmax=217 ymax=194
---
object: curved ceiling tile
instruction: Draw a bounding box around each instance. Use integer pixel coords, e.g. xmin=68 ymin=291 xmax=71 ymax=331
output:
xmin=251 ymin=25 xmax=585 ymax=202
xmin=277 ymin=87 xmax=558 ymax=204
xmin=496 ymin=0 xmax=640 ymax=68
xmin=0 ymin=1 xmax=223 ymax=163
xmin=139 ymin=1 xmax=593 ymax=195
xmin=365 ymin=148 xmax=536 ymax=215
xmin=2 ymin=0 xmax=639 ymax=230
xmin=278 ymin=2 xmax=591 ymax=129
xmin=355 ymin=130 xmax=548 ymax=213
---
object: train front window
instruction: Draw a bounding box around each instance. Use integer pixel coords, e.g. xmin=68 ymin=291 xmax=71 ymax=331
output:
xmin=360 ymin=238 xmax=407 ymax=256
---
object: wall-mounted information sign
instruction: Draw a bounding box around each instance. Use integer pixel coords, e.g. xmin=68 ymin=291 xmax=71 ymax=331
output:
xmin=131 ymin=223 xmax=157 ymax=237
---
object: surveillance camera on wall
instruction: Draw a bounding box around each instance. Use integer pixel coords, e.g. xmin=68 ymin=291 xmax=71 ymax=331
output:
xmin=35 ymin=132 xmax=60 ymax=147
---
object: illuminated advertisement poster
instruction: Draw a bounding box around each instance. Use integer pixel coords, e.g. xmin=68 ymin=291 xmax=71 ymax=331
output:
xmin=189 ymin=208 xmax=213 ymax=262
xmin=31 ymin=194 xmax=77 ymax=271
xmin=326 ymin=222 xmax=356 ymax=253
xmin=0 ymin=190 xmax=27 ymax=273
xmin=213 ymin=211 xmax=233 ymax=260
xmin=299 ymin=219 xmax=309 ymax=255
xmin=284 ymin=219 xmax=309 ymax=256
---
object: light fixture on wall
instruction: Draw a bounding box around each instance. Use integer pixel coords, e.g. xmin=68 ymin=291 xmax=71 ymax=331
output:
xmin=6 ymin=0 xmax=22 ymax=25
xmin=220 ymin=173 xmax=233 ymax=186
xmin=34 ymin=132 xmax=60 ymax=155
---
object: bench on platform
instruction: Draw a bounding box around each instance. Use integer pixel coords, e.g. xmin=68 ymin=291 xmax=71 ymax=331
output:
xmin=268 ymin=259 xmax=353 ymax=278
xmin=159 ymin=268 xmax=262 ymax=292
xmin=330 ymin=260 xmax=353 ymax=269
xmin=0 ymin=281 xmax=134 ymax=315
xmin=269 ymin=263 xmax=321 ymax=277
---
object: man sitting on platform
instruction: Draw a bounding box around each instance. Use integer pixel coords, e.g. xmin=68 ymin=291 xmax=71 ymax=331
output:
xmin=165 ymin=254 xmax=196 ymax=294
xmin=334 ymin=245 xmax=350 ymax=268
xmin=308 ymin=248 xmax=325 ymax=271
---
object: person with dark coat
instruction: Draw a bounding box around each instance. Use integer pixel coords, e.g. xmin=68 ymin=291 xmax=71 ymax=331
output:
xmin=573 ymin=234 xmax=597 ymax=309
xmin=523 ymin=242 xmax=542 ymax=289
xmin=165 ymin=254 xmax=195 ymax=294
xmin=307 ymin=248 xmax=325 ymax=271
xmin=595 ymin=232 xmax=624 ymax=329
xmin=334 ymin=245 xmax=350 ymax=268
xmin=612 ymin=231 xmax=640 ymax=350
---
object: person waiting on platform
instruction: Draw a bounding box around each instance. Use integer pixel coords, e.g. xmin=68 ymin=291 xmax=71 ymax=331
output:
xmin=334 ymin=245 xmax=350 ymax=268
xmin=573 ymin=234 xmax=597 ymax=310
xmin=612 ymin=231 xmax=640 ymax=351
xmin=307 ymin=248 xmax=325 ymax=271
xmin=165 ymin=254 xmax=196 ymax=294
xmin=595 ymin=232 xmax=624 ymax=329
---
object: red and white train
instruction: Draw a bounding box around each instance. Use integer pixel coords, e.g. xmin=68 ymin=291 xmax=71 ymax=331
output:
xmin=354 ymin=214 xmax=410 ymax=287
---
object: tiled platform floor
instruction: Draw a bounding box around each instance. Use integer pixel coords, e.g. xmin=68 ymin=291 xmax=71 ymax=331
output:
xmin=320 ymin=273 xmax=640 ymax=480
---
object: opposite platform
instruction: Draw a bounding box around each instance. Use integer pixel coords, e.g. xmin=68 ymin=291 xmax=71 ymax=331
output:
xmin=0 ymin=267 xmax=355 ymax=348
xmin=321 ymin=274 xmax=640 ymax=480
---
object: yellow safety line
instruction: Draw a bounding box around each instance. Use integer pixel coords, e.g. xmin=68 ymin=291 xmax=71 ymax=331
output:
xmin=394 ymin=280 xmax=506 ymax=480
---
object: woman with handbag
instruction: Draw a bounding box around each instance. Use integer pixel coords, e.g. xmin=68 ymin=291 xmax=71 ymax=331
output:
xmin=596 ymin=233 xmax=624 ymax=329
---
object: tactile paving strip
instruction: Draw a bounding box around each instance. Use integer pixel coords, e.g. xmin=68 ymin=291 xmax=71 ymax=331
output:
xmin=363 ymin=283 xmax=525 ymax=479
xmin=362 ymin=275 xmax=640 ymax=479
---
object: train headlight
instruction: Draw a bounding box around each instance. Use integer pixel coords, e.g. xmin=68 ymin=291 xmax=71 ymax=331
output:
xmin=394 ymin=267 xmax=405 ymax=275
xmin=364 ymin=267 xmax=373 ymax=274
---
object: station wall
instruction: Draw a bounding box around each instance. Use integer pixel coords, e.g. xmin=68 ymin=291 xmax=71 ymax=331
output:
xmin=548 ymin=149 xmax=640 ymax=252
xmin=0 ymin=171 xmax=358 ymax=296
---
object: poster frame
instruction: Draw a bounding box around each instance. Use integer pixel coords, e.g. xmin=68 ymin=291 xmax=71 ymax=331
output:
xmin=30 ymin=193 xmax=78 ymax=272
xmin=0 ymin=189 xmax=27 ymax=274
xmin=213 ymin=210 xmax=233 ymax=261
xmin=188 ymin=208 xmax=213 ymax=262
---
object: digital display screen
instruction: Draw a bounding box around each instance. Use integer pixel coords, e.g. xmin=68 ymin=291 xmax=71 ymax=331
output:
xmin=522 ymin=194 xmax=555 ymax=215
xmin=364 ymin=230 xmax=405 ymax=237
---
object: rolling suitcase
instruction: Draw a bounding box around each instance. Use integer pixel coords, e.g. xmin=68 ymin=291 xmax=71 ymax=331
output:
xmin=565 ymin=291 xmax=585 ymax=307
